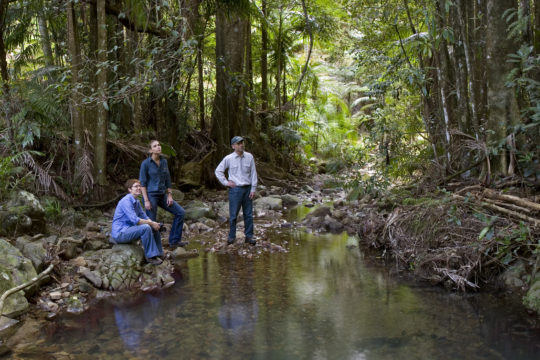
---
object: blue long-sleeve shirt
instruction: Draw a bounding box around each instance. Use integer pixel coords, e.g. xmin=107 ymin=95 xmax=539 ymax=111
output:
xmin=139 ymin=156 xmax=172 ymax=194
xmin=111 ymin=194 xmax=149 ymax=239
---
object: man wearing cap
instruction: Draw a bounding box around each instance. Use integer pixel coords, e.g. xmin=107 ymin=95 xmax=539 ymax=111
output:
xmin=215 ymin=136 xmax=258 ymax=245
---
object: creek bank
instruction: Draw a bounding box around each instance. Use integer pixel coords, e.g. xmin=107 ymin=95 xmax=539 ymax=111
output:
xmin=1 ymin=173 xmax=539 ymax=352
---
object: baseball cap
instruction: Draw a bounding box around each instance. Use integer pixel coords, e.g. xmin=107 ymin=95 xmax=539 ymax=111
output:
xmin=231 ymin=136 xmax=244 ymax=145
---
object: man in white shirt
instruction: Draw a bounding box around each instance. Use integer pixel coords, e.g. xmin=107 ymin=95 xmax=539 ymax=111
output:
xmin=215 ymin=136 xmax=258 ymax=245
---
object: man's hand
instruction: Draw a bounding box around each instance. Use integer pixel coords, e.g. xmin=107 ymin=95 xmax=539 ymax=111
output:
xmin=249 ymin=192 xmax=255 ymax=200
xmin=167 ymin=193 xmax=173 ymax=206
xmin=227 ymin=180 xmax=236 ymax=188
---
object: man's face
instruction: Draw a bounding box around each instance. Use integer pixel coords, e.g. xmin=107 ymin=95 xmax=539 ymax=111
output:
xmin=232 ymin=141 xmax=244 ymax=153
xmin=128 ymin=182 xmax=142 ymax=196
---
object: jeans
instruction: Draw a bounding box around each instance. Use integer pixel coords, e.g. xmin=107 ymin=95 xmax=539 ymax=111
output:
xmin=145 ymin=192 xmax=185 ymax=245
xmin=112 ymin=224 xmax=162 ymax=259
xmin=228 ymin=186 xmax=253 ymax=241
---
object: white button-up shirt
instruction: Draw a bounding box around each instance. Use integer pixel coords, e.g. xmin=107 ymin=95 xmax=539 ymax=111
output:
xmin=215 ymin=151 xmax=258 ymax=193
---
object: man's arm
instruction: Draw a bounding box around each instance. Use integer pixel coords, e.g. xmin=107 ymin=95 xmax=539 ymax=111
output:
xmin=215 ymin=157 xmax=229 ymax=186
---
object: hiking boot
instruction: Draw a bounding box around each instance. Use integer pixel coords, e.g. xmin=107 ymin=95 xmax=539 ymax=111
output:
xmin=227 ymin=238 xmax=235 ymax=245
xmin=147 ymin=257 xmax=163 ymax=265
xmin=245 ymin=238 xmax=256 ymax=245
xmin=169 ymin=241 xmax=189 ymax=249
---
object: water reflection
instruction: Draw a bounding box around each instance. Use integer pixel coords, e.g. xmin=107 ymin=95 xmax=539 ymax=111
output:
xmin=113 ymin=294 xmax=162 ymax=351
xmin=9 ymin=230 xmax=540 ymax=359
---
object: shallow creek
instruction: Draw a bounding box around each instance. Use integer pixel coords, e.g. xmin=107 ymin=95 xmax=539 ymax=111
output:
xmin=7 ymin=224 xmax=540 ymax=359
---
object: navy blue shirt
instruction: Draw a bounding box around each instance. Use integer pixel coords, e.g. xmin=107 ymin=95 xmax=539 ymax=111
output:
xmin=139 ymin=156 xmax=172 ymax=194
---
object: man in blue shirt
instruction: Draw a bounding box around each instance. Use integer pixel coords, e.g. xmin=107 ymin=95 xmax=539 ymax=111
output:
xmin=215 ymin=136 xmax=258 ymax=245
xmin=111 ymin=179 xmax=164 ymax=265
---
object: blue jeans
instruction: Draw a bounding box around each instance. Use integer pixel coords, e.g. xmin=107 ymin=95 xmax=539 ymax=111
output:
xmin=145 ymin=193 xmax=185 ymax=245
xmin=112 ymin=224 xmax=163 ymax=259
xmin=228 ymin=186 xmax=253 ymax=241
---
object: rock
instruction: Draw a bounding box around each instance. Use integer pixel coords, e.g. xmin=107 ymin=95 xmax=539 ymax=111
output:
xmin=81 ymin=245 xmax=148 ymax=291
xmin=524 ymin=279 xmax=540 ymax=314
xmin=0 ymin=316 xmax=19 ymax=337
xmin=83 ymin=239 xmax=109 ymax=251
xmin=0 ymin=238 xmax=38 ymax=317
xmin=306 ymin=206 xmax=332 ymax=219
xmin=281 ymin=194 xmax=300 ymax=207
xmin=254 ymin=196 xmax=283 ymax=211
xmin=302 ymin=185 xmax=315 ymax=193
xmin=78 ymin=267 xmax=102 ymax=288
xmin=184 ymin=201 xmax=215 ymax=221
xmin=66 ymin=295 xmax=87 ymax=314
xmin=85 ymin=221 xmax=101 ymax=232
xmin=324 ymin=215 xmax=344 ymax=234
xmin=171 ymin=248 xmax=199 ymax=259
xmin=78 ymin=279 xmax=94 ymax=293
xmin=49 ymin=292 xmax=62 ymax=300
xmin=0 ymin=191 xmax=47 ymax=235
xmin=500 ymin=261 xmax=527 ymax=290
xmin=15 ymin=238 xmax=48 ymax=272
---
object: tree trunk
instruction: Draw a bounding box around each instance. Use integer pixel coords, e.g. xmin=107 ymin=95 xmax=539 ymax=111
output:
xmin=486 ymin=0 xmax=520 ymax=176
xmin=210 ymin=5 xmax=247 ymax=163
xmin=38 ymin=16 xmax=54 ymax=66
xmin=67 ymin=1 xmax=83 ymax=163
xmin=95 ymin=0 xmax=108 ymax=186
xmin=534 ymin=0 xmax=540 ymax=53
xmin=0 ymin=0 xmax=12 ymax=143
xmin=260 ymin=0 xmax=269 ymax=117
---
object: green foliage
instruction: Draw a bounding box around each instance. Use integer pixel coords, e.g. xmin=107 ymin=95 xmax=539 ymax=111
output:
xmin=496 ymin=222 xmax=538 ymax=266
xmin=43 ymin=198 xmax=62 ymax=223
xmin=0 ymin=152 xmax=34 ymax=199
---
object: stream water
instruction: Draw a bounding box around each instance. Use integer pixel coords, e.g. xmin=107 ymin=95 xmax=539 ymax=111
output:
xmin=7 ymin=225 xmax=540 ymax=359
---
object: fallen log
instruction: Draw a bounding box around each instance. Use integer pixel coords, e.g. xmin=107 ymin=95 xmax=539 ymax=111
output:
xmin=483 ymin=189 xmax=540 ymax=212
xmin=453 ymin=194 xmax=540 ymax=227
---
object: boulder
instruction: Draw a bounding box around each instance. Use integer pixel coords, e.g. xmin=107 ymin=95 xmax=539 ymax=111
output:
xmin=254 ymin=196 xmax=283 ymax=211
xmin=184 ymin=200 xmax=214 ymax=221
xmin=281 ymin=194 xmax=300 ymax=207
xmin=524 ymin=276 xmax=540 ymax=314
xmin=14 ymin=236 xmax=48 ymax=272
xmin=0 ymin=191 xmax=46 ymax=236
xmin=0 ymin=238 xmax=38 ymax=317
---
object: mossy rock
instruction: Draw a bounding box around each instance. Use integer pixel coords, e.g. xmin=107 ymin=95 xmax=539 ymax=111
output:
xmin=523 ymin=279 xmax=540 ymax=314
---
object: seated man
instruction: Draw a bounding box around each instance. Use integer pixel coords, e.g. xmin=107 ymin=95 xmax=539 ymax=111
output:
xmin=111 ymin=179 xmax=163 ymax=265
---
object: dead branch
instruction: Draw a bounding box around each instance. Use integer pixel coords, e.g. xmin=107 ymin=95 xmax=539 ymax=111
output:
xmin=483 ymin=188 xmax=540 ymax=212
xmin=0 ymin=263 xmax=54 ymax=315
xmin=453 ymin=194 xmax=540 ymax=227
xmin=480 ymin=197 xmax=532 ymax=214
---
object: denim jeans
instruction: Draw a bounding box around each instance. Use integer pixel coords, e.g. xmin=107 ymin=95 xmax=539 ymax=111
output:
xmin=145 ymin=193 xmax=185 ymax=245
xmin=228 ymin=186 xmax=253 ymax=241
xmin=112 ymin=224 xmax=162 ymax=259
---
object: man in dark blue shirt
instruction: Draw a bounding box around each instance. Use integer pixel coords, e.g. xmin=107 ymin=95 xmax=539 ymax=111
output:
xmin=111 ymin=179 xmax=163 ymax=265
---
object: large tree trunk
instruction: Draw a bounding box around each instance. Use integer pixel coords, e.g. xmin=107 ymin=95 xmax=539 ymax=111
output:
xmin=260 ymin=0 xmax=269 ymax=119
xmin=67 ymin=1 xmax=83 ymax=163
xmin=210 ymin=5 xmax=247 ymax=163
xmin=486 ymin=0 xmax=520 ymax=177
xmin=95 ymin=0 xmax=108 ymax=186
xmin=38 ymin=15 xmax=54 ymax=66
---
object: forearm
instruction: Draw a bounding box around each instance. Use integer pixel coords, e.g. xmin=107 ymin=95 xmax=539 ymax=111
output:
xmin=141 ymin=187 xmax=149 ymax=202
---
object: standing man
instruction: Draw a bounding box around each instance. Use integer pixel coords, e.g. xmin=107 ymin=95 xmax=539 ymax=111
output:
xmin=111 ymin=179 xmax=163 ymax=265
xmin=215 ymin=136 xmax=258 ymax=245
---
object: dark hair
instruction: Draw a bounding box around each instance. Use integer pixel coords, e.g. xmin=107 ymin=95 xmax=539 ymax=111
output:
xmin=125 ymin=179 xmax=140 ymax=191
